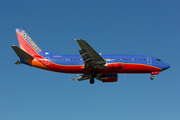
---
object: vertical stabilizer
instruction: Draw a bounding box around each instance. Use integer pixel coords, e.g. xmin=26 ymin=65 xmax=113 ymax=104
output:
xmin=15 ymin=28 xmax=42 ymax=57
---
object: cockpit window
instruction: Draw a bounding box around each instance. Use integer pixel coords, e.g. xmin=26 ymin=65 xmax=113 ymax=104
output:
xmin=156 ymin=59 xmax=161 ymax=61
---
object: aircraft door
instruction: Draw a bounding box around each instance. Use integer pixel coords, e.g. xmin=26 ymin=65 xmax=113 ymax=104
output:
xmin=147 ymin=57 xmax=152 ymax=64
xmin=45 ymin=56 xmax=49 ymax=65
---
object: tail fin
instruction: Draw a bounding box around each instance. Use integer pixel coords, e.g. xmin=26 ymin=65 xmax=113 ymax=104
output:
xmin=15 ymin=28 xmax=42 ymax=57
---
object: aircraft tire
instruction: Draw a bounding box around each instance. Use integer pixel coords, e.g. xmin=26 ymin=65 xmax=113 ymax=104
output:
xmin=150 ymin=76 xmax=154 ymax=80
xmin=90 ymin=78 xmax=95 ymax=84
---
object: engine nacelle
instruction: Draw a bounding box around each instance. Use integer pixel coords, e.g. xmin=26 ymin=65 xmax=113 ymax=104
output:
xmin=98 ymin=74 xmax=118 ymax=82
xmin=104 ymin=62 xmax=123 ymax=69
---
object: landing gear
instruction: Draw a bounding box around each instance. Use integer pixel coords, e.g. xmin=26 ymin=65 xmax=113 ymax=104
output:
xmin=150 ymin=76 xmax=154 ymax=80
xmin=90 ymin=68 xmax=97 ymax=84
xmin=91 ymin=70 xmax=97 ymax=78
xmin=90 ymin=78 xmax=95 ymax=84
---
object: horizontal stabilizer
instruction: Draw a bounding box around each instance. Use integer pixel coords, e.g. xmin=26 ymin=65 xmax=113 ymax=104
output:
xmin=11 ymin=45 xmax=34 ymax=59
xmin=15 ymin=60 xmax=22 ymax=65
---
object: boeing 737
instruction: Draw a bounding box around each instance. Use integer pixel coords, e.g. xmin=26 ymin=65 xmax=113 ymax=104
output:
xmin=11 ymin=28 xmax=170 ymax=84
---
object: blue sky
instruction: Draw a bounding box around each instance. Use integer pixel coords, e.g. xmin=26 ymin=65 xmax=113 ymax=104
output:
xmin=0 ymin=0 xmax=180 ymax=120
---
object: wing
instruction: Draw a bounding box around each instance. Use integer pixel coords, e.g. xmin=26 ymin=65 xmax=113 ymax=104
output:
xmin=71 ymin=39 xmax=107 ymax=81
xmin=76 ymin=39 xmax=106 ymax=69
xmin=71 ymin=73 xmax=92 ymax=81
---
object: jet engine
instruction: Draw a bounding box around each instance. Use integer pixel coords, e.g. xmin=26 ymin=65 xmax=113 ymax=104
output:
xmin=98 ymin=74 xmax=118 ymax=82
xmin=104 ymin=62 xmax=123 ymax=69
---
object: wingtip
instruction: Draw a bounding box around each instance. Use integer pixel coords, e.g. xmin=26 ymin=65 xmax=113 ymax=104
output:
xmin=69 ymin=79 xmax=77 ymax=81
xmin=75 ymin=39 xmax=85 ymax=41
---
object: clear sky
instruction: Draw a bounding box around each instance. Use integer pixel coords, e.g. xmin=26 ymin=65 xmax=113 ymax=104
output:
xmin=0 ymin=0 xmax=180 ymax=120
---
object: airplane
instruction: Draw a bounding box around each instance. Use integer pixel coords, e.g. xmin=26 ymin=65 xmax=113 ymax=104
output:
xmin=11 ymin=28 xmax=170 ymax=84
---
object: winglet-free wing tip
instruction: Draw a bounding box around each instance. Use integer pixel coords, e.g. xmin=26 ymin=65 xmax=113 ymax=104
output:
xmin=75 ymin=39 xmax=85 ymax=41
xmin=69 ymin=79 xmax=77 ymax=81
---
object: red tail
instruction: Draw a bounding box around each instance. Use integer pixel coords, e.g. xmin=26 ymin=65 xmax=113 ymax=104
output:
xmin=16 ymin=28 xmax=42 ymax=57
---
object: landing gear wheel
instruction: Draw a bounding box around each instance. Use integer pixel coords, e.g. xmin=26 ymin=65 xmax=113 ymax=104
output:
xmin=90 ymin=78 xmax=95 ymax=84
xmin=150 ymin=76 xmax=154 ymax=80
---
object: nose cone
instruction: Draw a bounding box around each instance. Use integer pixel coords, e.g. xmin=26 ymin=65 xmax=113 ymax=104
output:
xmin=162 ymin=62 xmax=170 ymax=70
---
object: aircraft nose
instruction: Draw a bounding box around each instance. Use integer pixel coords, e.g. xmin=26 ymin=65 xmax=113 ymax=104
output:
xmin=163 ymin=62 xmax=170 ymax=70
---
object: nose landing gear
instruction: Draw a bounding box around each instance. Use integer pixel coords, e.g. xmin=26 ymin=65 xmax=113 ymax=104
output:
xmin=150 ymin=71 xmax=160 ymax=80
xmin=150 ymin=75 xmax=154 ymax=80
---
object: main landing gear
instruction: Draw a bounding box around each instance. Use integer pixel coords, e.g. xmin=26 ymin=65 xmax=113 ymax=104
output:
xmin=150 ymin=71 xmax=159 ymax=80
xmin=90 ymin=78 xmax=95 ymax=84
xmin=90 ymin=69 xmax=97 ymax=84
